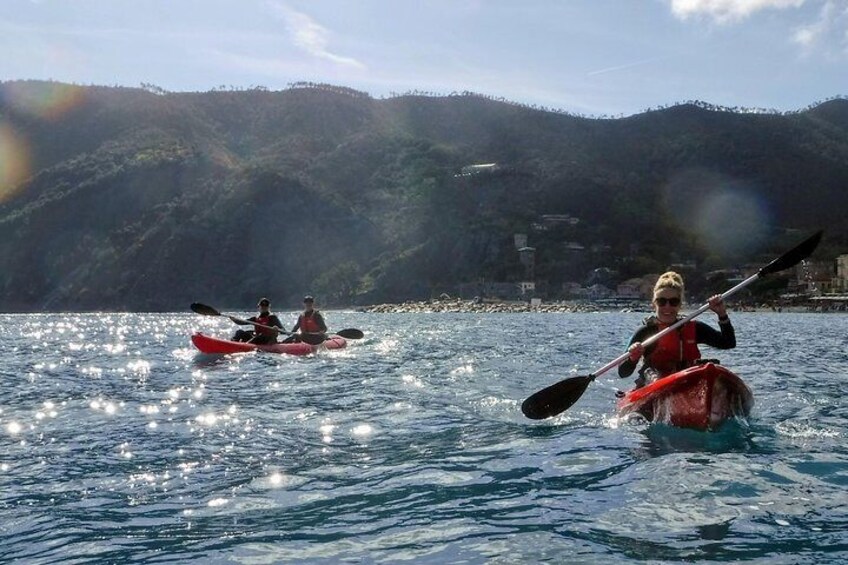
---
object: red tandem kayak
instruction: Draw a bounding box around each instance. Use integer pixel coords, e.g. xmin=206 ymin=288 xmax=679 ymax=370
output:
xmin=191 ymin=332 xmax=347 ymax=356
xmin=616 ymin=362 xmax=754 ymax=430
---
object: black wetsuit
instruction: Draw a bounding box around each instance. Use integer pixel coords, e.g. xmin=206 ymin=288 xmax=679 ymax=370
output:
xmin=618 ymin=315 xmax=736 ymax=383
xmin=232 ymin=314 xmax=284 ymax=344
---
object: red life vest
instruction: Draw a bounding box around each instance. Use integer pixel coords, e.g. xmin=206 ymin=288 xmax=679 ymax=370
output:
xmin=254 ymin=314 xmax=277 ymax=336
xmin=299 ymin=311 xmax=323 ymax=333
xmin=646 ymin=320 xmax=701 ymax=376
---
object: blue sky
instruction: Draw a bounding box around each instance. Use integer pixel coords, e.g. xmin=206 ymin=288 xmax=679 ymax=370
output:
xmin=1 ymin=0 xmax=846 ymax=116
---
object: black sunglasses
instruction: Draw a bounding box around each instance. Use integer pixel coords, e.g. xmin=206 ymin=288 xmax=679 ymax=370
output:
xmin=655 ymin=297 xmax=681 ymax=307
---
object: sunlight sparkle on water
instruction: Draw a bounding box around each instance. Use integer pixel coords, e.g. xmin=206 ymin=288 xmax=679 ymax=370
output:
xmin=0 ymin=311 xmax=846 ymax=562
xmin=196 ymin=413 xmax=219 ymax=426
xmin=450 ymin=364 xmax=475 ymax=376
xmin=375 ymin=339 xmax=399 ymax=354
xmin=104 ymin=343 xmax=126 ymax=354
xmin=35 ymin=401 xmax=58 ymax=420
xmin=352 ymin=424 xmax=374 ymax=437
xmin=776 ymin=420 xmax=840 ymax=440
xmin=402 ymin=374 xmax=424 ymax=388
xmin=126 ymin=360 xmax=151 ymax=375
xmin=320 ymin=422 xmax=335 ymax=443
xmin=89 ymin=399 xmax=120 ymax=414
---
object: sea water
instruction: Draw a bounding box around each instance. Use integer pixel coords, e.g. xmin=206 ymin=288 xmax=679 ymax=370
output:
xmin=0 ymin=311 xmax=846 ymax=563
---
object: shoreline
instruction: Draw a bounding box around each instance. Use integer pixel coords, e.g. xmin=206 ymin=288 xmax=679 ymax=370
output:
xmin=358 ymin=298 xmax=600 ymax=314
xmin=356 ymin=298 xmax=844 ymax=314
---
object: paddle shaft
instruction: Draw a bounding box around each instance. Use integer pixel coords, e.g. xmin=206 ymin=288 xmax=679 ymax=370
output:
xmin=589 ymin=271 xmax=762 ymax=379
xmin=230 ymin=315 xmax=288 ymax=335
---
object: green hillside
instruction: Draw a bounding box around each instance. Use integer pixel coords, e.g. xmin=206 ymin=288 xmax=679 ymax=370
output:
xmin=0 ymin=80 xmax=845 ymax=311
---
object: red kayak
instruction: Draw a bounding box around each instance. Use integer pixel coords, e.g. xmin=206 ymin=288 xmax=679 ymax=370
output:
xmin=616 ymin=362 xmax=754 ymax=430
xmin=191 ymin=332 xmax=347 ymax=356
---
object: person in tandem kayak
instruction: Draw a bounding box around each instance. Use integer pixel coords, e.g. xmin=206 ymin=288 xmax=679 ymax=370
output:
xmin=618 ymin=271 xmax=735 ymax=388
xmin=231 ymin=297 xmax=285 ymax=344
xmin=289 ymin=295 xmax=328 ymax=342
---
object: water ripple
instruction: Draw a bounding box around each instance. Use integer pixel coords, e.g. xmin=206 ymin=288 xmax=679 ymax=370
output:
xmin=0 ymin=312 xmax=846 ymax=562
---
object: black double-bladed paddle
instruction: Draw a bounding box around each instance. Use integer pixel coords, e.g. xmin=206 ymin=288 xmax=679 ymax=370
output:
xmin=190 ymin=303 xmax=363 ymax=345
xmin=521 ymin=230 xmax=823 ymax=420
xmin=281 ymin=327 xmax=364 ymax=344
xmin=333 ymin=328 xmax=365 ymax=340
xmin=284 ymin=327 xmax=365 ymax=343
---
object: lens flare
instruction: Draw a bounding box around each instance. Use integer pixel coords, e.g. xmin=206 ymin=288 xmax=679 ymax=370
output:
xmin=0 ymin=123 xmax=31 ymax=203
xmin=695 ymin=189 xmax=772 ymax=257
xmin=2 ymin=81 xmax=87 ymax=121
xmin=662 ymin=169 xmax=773 ymax=259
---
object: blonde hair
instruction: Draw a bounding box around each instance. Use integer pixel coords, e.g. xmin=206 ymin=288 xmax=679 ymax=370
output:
xmin=653 ymin=271 xmax=684 ymax=300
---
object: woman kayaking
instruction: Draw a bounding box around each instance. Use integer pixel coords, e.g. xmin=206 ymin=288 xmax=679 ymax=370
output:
xmin=618 ymin=271 xmax=736 ymax=387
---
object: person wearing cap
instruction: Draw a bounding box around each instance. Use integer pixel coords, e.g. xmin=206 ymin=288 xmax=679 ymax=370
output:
xmin=290 ymin=295 xmax=327 ymax=342
xmin=231 ymin=298 xmax=285 ymax=344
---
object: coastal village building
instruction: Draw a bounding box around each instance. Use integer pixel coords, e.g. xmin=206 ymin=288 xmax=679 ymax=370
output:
xmin=513 ymin=233 xmax=528 ymax=249
xmin=616 ymin=275 xmax=659 ymax=300
xmin=517 ymin=246 xmax=535 ymax=281
xmin=837 ymin=254 xmax=848 ymax=292
xmin=793 ymin=260 xmax=837 ymax=294
xmin=616 ymin=280 xmax=642 ymax=300
xmin=518 ymin=281 xmax=536 ymax=296
xmin=783 ymin=253 xmax=848 ymax=310
xmin=487 ymin=219 xmax=844 ymax=307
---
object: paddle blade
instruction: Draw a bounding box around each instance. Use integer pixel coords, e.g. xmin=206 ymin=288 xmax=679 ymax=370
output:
xmin=759 ymin=230 xmax=823 ymax=277
xmin=299 ymin=334 xmax=327 ymax=345
xmin=336 ymin=328 xmax=364 ymax=339
xmin=191 ymin=302 xmax=221 ymax=316
xmin=521 ymin=375 xmax=595 ymax=420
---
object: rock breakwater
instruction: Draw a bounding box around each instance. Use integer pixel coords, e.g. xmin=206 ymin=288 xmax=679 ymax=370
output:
xmin=358 ymin=298 xmax=604 ymax=314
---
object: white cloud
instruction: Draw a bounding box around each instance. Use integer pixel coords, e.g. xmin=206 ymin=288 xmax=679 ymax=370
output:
xmin=669 ymin=0 xmax=806 ymax=23
xmin=266 ymin=1 xmax=365 ymax=69
xmin=792 ymin=1 xmax=848 ymax=52
xmin=669 ymin=0 xmax=848 ymax=56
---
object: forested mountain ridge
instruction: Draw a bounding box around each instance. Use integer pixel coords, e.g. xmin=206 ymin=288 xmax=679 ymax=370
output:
xmin=0 ymin=80 xmax=845 ymax=311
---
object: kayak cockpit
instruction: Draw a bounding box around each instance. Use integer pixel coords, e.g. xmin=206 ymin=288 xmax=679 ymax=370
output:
xmin=617 ymin=362 xmax=754 ymax=431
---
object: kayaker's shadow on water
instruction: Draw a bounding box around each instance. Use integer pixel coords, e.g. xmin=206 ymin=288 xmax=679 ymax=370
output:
xmin=191 ymin=352 xmax=241 ymax=369
xmin=631 ymin=419 xmax=758 ymax=457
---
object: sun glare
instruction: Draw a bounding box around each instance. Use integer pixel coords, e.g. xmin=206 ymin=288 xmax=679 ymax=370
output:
xmin=4 ymin=82 xmax=87 ymax=121
xmin=662 ymin=170 xmax=773 ymax=258
xmin=0 ymin=124 xmax=31 ymax=203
